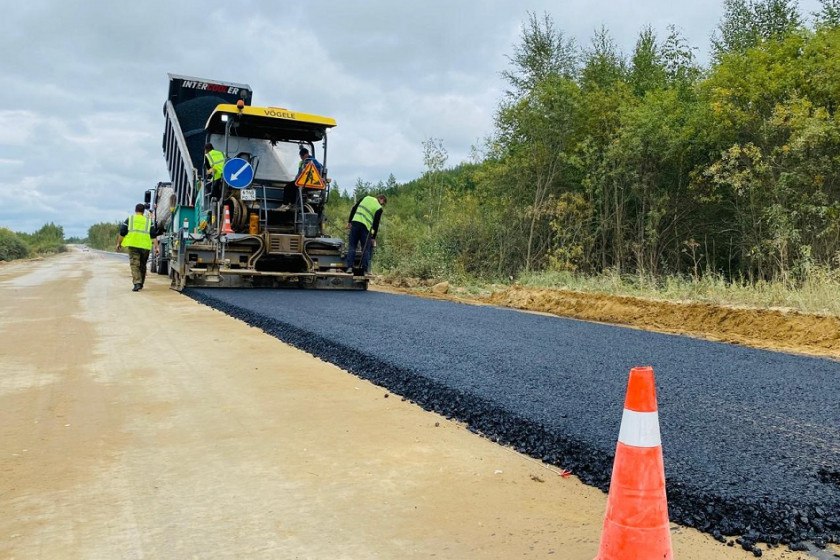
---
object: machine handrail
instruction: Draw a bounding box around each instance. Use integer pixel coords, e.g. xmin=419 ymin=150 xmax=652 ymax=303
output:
xmin=163 ymin=100 xmax=197 ymax=207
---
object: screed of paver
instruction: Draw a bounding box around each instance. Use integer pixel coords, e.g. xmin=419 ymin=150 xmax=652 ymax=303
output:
xmin=0 ymin=250 xmax=820 ymax=559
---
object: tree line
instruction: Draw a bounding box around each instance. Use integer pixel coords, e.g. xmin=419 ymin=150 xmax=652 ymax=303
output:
xmin=0 ymin=223 xmax=67 ymax=261
xmin=349 ymin=0 xmax=840 ymax=284
xmin=0 ymin=220 xmax=121 ymax=262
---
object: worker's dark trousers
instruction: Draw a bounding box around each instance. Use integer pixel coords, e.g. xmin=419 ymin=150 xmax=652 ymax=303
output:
xmin=127 ymin=247 xmax=150 ymax=286
xmin=345 ymin=221 xmax=372 ymax=272
xmin=207 ymin=179 xmax=222 ymax=200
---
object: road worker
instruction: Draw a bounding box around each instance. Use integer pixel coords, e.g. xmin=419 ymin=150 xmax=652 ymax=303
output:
xmin=204 ymin=142 xmax=225 ymax=198
xmin=286 ymin=146 xmax=325 ymax=204
xmin=115 ymin=203 xmax=161 ymax=292
xmin=297 ymin=146 xmax=323 ymax=174
xmin=345 ymin=194 xmax=387 ymax=275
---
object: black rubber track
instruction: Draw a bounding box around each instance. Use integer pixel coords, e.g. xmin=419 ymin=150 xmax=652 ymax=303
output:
xmin=186 ymin=288 xmax=840 ymax=548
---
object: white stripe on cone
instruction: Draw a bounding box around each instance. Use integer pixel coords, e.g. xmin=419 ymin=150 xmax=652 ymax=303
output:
xmin=617 ymin=410 xmax=661 ymax=447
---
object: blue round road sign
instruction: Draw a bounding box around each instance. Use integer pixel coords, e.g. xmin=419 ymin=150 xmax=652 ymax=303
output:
xmin=223 ymin=158 xmax=254 ymax=189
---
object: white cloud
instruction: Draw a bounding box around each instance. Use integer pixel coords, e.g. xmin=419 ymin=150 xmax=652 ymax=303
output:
xmin=0 ymin=0 xmax=823 ymax=236
xmin=0 ymin=110 xmax=44 ymax=145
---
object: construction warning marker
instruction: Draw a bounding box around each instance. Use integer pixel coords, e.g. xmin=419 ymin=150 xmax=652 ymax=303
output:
xmin=295 ymin=162 xmax=325 ymax=189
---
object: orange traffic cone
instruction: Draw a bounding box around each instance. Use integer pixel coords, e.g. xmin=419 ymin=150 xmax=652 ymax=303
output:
xmin=595 ymin=366 xmax=672 ymax=560
xmin=221 ymin=205 xmax=234 ymax=234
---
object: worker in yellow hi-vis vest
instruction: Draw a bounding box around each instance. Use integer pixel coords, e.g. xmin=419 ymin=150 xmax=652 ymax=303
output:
xmin=115 ymin=203 xmax=162 ymax=292
xmin=345 ymin=194 xmax=387 ymax=275
xmin=204 ymin=142 xmax=225 ymax=198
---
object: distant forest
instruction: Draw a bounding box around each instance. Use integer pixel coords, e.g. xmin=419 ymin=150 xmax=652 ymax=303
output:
xmin=332 ymin=0 xmax=840 ymax=284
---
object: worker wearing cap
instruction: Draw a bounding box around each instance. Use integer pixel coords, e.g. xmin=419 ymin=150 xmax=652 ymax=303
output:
xmin=115 ymin=203 xmax=162 ymax=292
xmin=204 ymin=143 xmax=225 ymax=198
xmin=345 ymin=194 xmax=387 ymax=275
xmin=297 ymin=146 xmax=323 ymax=174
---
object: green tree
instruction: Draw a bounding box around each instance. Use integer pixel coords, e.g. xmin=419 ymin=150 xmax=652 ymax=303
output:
xmin=352 ymin=178 xmax=373 ymax=201
xmin=661 ymin=25 xmax=700 ymax=89
xmin=501 ymin=11 xmax=577 ymax=98
xmin=606 ymin=87 xmax=706 ymax=276
xmin=815 ymin=0 xmax=840 ymax=26
xmin=496 ymin=76 xmax=581 ymax=271
xmin=87 ymin=222 xmax=121 ymax=251
xmin=496 ymin=13 xmax=589 ymax=271
xmin=713 ymin=0 xmax=759 ymax=56
xmin=580 ymin=26 xmax=625 ymax=91
xmin=629 ymin=26 xmax=666 ymax=97
xmin=422 ymin=137 xmax=449 ymax=223
xmin=798 ymin=26 xmax=840 ymax=112
xmin=713 ymin=0 xmax=801 ymax=58
xmin=18 ymin=222 xmax=66 ymax=254
xmin=754 ymin=0 xmax=802 ymax=39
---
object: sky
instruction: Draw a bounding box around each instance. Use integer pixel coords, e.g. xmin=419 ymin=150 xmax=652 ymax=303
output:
xmin=0 ymin=0 xmax=823 ymax=237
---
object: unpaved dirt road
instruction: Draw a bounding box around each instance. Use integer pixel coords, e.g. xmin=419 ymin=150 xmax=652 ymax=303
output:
xmin=0 ymin=250 xmax=823 ymax=559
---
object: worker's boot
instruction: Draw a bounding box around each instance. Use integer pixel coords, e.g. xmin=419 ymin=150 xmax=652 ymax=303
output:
xmin=132 ymin=283 xmax=142 ymax=292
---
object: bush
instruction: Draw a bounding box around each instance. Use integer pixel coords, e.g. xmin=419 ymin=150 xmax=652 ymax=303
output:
xmin=379 ymin=236 xmax=455 ymax=280
xmin=87 ymin=222 xmax=122 ymax=250
xmin=17 ymin=223 xmax=66 ymax=255
xmin=0 ymin=228 xmax=30 ymax=261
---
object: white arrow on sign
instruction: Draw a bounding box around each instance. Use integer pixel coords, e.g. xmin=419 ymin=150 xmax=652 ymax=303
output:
xmin=232 ymin=163 xmax=250 ymax=181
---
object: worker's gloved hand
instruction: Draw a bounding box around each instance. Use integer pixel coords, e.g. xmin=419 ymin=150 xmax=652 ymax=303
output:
xmin=345 ymin=223 xmax=351 ymax=230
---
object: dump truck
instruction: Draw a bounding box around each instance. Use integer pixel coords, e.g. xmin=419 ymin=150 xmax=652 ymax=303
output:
xmin=146 ymin=74 xmax=366 ymax=290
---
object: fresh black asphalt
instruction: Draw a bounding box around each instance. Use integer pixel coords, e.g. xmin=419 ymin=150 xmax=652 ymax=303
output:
xmin=187 ymin=288 xmax=840 ymax=549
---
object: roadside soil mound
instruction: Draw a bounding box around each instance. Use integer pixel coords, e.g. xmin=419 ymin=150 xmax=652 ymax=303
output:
xmin=484 ymin=286 xmax=840 ymax=359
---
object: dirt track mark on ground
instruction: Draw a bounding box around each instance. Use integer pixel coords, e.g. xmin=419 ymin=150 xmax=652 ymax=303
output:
xmin=0 ymin=270 xmax=128 ymax=525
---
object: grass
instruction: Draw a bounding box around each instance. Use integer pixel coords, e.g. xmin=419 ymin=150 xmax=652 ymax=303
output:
xmin=514 ymin=267 xmax=840 ymax=316
xmin=381 ymin=264 xmax=840 ymax=315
